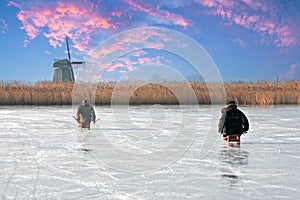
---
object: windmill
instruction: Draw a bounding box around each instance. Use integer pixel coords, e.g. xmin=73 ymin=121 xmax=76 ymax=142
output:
xmin=52 ymin=36 xmax=84 ymax=82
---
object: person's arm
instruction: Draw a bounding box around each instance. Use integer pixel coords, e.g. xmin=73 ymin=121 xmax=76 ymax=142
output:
xmin=76 ymin=106 xmax=81 ymax=122
xmin=241 ymin=112 xmax=249 ymax=132
xmin=91 ymin=106 xmax=96 ymax=123
xmin=218 ymin=109 xmax=226 ymax=134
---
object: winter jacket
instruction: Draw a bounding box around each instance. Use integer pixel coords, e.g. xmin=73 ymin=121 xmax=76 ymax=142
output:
xmin=76 ymin=103 xmax=96 ymax=123
xmin=218 ymin=105 xmax=249 ymax=135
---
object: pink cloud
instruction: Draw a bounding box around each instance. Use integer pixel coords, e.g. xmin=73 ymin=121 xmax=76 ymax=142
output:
xmin=123 ymin=0 xmax=189 ymax=28
xmin=106 ymin=56 xmax=137 ymax=72
xmin=195 ymin=0 xmax=297 ymax=47
xmin=284 ymin=63 xmax=300 ymax=79
xmin=7 ymin=1 xmax=21 ymax=9
xmin=13 ymin=1 xmax=113 ymax=51
xmin=99 ymin=42 xmax=174 ymax=74
xmin=11 ymin=0 xmax=189 ymax=53
xmin=255 ymin=21 xmax=276 ymax=35
xmin=217 ymin=0 xmax=234 ymax=7
xmin=241 ymin=0 xmax=269 ymax=12
xmin=23 ymin=39 xmax=30 ymax=48
xmin=106 ymin=54 xmax=172 ymax=73
xmin=0 ymin=19 xmax=8 ymax=33
xmin=106 ymin=62 xmax=128 ymax=72
xmin=164 ymin=11 xmax=189 ymax=28
xmin=274 ymin=25 xmax=297 ymax=47
xmin=112 ymin=11 xmax=122 ymax=18
xmin=233 ymin=38 xmax=246 ymax=46
xmin=129 ymin=50 xmax=147 ymax=57
xmin=124 ymin=0 xmax=152 ymax=14
xmin=95 ymin=29 xmax=172 ymax=58
xmin=16 ymin=10 xmax=38 ymax=38
xmin=247 ymin=15 xmax=260 ymax=23
xmin=198 ymin=0 xmax=217 ymax=8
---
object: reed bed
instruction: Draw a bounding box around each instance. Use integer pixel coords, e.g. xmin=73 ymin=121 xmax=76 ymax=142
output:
xmin=0 ymin=81 xmax=74 ymax=105
xmin=0 ymin=81 xmax=299 ymax=105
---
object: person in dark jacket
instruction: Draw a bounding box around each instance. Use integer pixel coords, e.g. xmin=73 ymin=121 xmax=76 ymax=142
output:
xmin=218 ymin=101 xmax=249 ymax=138
xmin=76 ymin=99 xmax=96 ymax=129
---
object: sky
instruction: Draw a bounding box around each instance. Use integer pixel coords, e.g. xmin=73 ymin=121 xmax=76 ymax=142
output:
xmin=0 ymin=0 xmax=300 ymax=82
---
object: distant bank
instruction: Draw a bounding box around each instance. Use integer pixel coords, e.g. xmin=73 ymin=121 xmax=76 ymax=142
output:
xmin=0 ymin=81 xmax=299 ymax=105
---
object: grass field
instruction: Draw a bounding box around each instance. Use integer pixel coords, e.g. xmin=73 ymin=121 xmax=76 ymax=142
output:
xmin=0 ymin=81 xmax=299 ymax=105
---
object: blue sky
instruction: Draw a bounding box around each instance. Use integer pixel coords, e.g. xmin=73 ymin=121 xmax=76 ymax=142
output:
xmin=0 ymin=0 xmax=300 ymax=82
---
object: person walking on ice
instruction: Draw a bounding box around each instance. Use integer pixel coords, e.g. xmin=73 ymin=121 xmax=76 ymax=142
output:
xmin=218 ymin=101 xmax=249 ymax=143
xmin=75 ymin=99 xmax=96 ymax=130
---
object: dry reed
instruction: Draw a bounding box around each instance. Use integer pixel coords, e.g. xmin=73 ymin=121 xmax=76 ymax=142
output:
xmin=0 ymin=81 xmax=299 ymax=105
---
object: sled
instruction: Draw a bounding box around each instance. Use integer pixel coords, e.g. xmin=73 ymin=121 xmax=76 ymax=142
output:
xmin=223 ymin=134 xmax=241 ymax=143
xmin=78 ymin=122 xmax=90 ymax=130
xmin=72 ymin=116 xmax=99 ymax=130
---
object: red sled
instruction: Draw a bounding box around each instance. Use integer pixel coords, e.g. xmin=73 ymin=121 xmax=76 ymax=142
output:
xmin=78 ymin=122 xmax=90 ymax=130
xmin=223 ymin=134 xmax=241 ymax=143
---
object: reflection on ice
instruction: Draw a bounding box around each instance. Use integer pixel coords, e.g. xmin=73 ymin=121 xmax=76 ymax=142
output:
xmin=0 ymin=105 xmax=299 ymax=199
xmin=219 ymin=144 xmax=249 ymax=187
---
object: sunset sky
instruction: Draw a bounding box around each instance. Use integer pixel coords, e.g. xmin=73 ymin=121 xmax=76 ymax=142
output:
xmin=0 ymin=0 xmax=299 ymax=82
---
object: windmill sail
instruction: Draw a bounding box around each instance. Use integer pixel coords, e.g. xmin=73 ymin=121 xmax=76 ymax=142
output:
xmin=66 ymin=36 xmax=71 ymax=61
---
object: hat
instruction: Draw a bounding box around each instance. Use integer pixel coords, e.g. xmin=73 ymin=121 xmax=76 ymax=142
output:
xmin=82 ymin=99 xmax=87 ymax=105
xmin=228 ymin=100 xmax=236 ymax=105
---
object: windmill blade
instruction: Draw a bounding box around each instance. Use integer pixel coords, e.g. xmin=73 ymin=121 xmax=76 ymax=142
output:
xmin=71 ymin=61 xmax=86 ymax=68
xmin=71 ymin=61 xmax=84 ymax=64
xmin=66 ymin=36 xmax=71 ymax=62
xmin=69 ymin=66 xmax=75 ymax=82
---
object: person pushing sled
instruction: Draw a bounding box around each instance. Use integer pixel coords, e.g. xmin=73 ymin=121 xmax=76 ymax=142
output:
xmin=75 ymin=99 xmax=96 ymax=130
xmin=218 ymin=101 xmax=249 ymax=143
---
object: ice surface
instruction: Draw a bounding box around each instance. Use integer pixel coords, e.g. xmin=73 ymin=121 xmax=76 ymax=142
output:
xmin=0 ymin=105 xmax=299 ymax=199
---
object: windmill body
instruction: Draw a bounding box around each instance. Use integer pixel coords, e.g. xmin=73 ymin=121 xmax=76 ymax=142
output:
xmin=52 ymin=59 xmax=75 ymax=82
xmin=52 ymin=37 xmax=84 ymax=82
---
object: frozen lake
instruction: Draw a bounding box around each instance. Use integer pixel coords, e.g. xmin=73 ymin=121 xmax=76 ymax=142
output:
xmin=0 ymin=105 xmax=299 ymax=199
